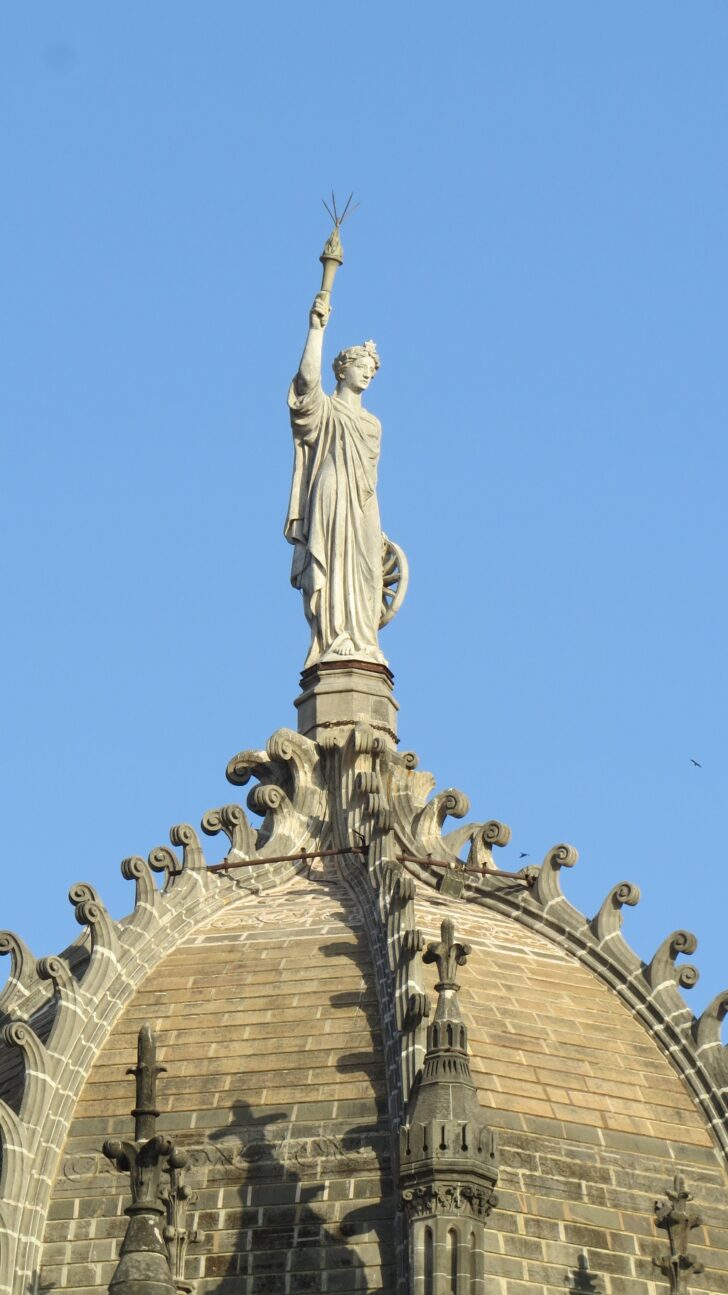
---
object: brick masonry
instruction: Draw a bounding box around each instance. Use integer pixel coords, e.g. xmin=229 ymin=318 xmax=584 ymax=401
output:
xmin=36 ymin=865 xmax=728 ymax=1295
xmin=40 ymin=870 xmax=395 ymax=1295
xmin=414 ymin=890 xmax=728 ymax=1295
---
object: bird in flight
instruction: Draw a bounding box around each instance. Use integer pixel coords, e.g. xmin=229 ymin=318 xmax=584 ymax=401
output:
xmin=518 ymin=851 xmax=529 ymax=859
xmin=690 ymin=758 xmax=702 ymax=768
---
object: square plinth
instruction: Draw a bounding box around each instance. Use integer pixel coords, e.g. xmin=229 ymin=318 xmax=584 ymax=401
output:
xmin=294 ymin=661 xmax=399 ymax=747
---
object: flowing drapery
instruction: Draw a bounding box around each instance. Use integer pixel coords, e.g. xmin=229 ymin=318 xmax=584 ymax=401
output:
xmin=286 ymin=381 xmax=384 ymax=667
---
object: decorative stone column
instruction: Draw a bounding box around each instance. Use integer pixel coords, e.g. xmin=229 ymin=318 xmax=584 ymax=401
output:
xmin=399 ymin=919 xmax=498 ymax=1294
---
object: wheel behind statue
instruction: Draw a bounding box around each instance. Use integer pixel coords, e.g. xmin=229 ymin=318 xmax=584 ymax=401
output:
xmin=380 ymin=536 xmax=409 ymax=629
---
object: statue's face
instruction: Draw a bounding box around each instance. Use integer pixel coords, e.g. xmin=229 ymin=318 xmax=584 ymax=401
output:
xmin=339 ymin=355 xmax=377 ymax=394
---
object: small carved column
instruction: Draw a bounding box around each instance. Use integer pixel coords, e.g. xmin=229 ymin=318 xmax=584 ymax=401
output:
xmin=399 ymin=919 xmax=498 ymax=1294
xmin=103 ymin=1024 xmax=193 ymax=1295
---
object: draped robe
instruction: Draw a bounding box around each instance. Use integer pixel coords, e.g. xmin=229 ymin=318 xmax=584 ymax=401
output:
xmin=286 ymin=379 xmax=385 ymax=668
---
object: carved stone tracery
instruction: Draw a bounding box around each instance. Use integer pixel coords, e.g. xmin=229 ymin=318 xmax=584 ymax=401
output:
xmin=401 ymin=1181 xmax=497 ymax=1219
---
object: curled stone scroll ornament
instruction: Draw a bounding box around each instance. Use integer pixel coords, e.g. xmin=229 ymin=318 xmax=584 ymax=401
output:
xmin=120 ymin=855 xmax=159 ymax=913
xmin=68 ymin=882 xmax=118 ymax=950
xmin=201 ymin=804 xmax=257 ymax=860
xmin=0 ymin=932 xmax=40 ymax=1018
xmin=694 ymin=992 xmax=728 ymax=1051
xmin=36 ymin=955 xmax=74 ymax=994
xmin=590 ymin=881 xmax=641 ymax=942
xmin=248 ymin=783 xmax=286 ymax=815
xmin=412 ymin=789 xmax=470 ymax=857
xmin=148 ymin=845 xmax=182 ymax=884
xmin=531 ymin=844 xmax=579 ymax=907
xmin=645 ymin=931 xmax=700 ymax=993
xmin=169 ymin=824 xmax=206 ymax=872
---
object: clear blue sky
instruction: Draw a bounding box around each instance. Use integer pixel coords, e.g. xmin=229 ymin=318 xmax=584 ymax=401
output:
xmin=1 ymin=4 xmax=726 ymax=1013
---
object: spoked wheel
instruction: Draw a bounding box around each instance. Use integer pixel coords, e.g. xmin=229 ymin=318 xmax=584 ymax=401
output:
xmin=380 ymin=535 xmax=409 ymax=628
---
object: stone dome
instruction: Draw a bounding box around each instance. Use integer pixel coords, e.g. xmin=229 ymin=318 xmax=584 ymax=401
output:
xmin=3 ymin=723 xmax=728 ymax=1295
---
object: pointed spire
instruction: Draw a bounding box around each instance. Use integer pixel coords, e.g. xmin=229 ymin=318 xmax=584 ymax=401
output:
xmin=399 ymin=912 xmax=498 ymax=1240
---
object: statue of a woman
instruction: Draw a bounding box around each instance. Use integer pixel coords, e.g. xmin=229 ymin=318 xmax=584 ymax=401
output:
xmin=286 ymin=291 xmax=402 ymax=669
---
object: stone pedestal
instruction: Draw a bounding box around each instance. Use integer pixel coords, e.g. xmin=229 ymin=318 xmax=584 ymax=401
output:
xmin=295 ymin=661 xmax=399 ymax=747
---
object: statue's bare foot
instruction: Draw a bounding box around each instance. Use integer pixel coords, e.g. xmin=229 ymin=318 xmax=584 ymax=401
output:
xmin=319 ymin=635 xmax=388 ymax=666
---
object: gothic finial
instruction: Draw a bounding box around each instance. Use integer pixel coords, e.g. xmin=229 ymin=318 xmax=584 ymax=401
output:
xmin=654 ymin=1173 xmax=704 ymax=1295
xmin=422 ymin=917 xmax=472 ymax=989
xmin=103 ymin=1025 xmax=191 ymax=1295
xmin=128 ymin=1021 xmax=165 ymax=1143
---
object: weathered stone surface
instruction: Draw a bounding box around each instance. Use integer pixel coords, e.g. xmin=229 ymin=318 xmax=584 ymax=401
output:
xmin=294 ymin=661 xmax=398 ymax=747
xmin=38 ymin=872 xmax=396 ymax=1295
xmin=24 ymin=867 xmax=728 ymax=1295
xmin=286 ymin=232 xmax=407 ymax=672
xmin=1 ymin=720 xmax=728 ymax=1295
xmin=408 ymin=890 xmax=728 ymax=1295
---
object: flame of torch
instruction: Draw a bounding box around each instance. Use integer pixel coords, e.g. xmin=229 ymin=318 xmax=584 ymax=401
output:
xmin=319 ymin=191 xmax=357 ymax=303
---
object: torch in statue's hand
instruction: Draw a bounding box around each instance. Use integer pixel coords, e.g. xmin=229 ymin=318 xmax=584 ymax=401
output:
xmin=309 ymin=293 xmax=331 ymax=331
xmin=319 ymin=191 xmax=358 ymax=303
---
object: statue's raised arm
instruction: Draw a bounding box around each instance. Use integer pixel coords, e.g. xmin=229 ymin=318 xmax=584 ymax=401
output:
xmin=284 ymin=206 xmax=408 ymax=671
xmin=294 ymin=293 xmax=330 ymax=397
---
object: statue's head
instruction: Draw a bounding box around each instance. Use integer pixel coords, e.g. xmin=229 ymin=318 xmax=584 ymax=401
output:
xmin=333 ymin=340 xmax=381 ymax=393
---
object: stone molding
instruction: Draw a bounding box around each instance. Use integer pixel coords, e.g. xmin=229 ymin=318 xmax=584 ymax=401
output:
xmin=401 ymin=1181 xmax=497 ymax=1220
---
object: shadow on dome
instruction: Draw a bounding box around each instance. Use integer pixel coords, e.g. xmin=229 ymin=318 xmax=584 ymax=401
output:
xmin=206 ymin=1098 xmax=369 ymax=1292
xmin=321 ymin=935 xmax=398 ymax=1268
xmin=566 ymin=1253 xmax=604 ymax=1294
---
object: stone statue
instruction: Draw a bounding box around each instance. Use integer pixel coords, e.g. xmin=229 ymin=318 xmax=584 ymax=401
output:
xmin=285 ymin=207 xmax=407 ymax=670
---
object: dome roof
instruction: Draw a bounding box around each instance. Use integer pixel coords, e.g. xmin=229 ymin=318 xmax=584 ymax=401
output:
xmin=2 ymin=722 xmax=728 ymax=1295
xmin=44 ymin=870 xmax=397 ymax=1294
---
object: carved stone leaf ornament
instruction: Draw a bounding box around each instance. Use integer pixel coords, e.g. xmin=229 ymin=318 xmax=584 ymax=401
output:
xmin=162 ymin=1160 xmax=198 ymax=1292
xmin=401 ymin=1181 xmax=497 ymax=1220
xmin=422 ymin=916 xmax=472 ymax=988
